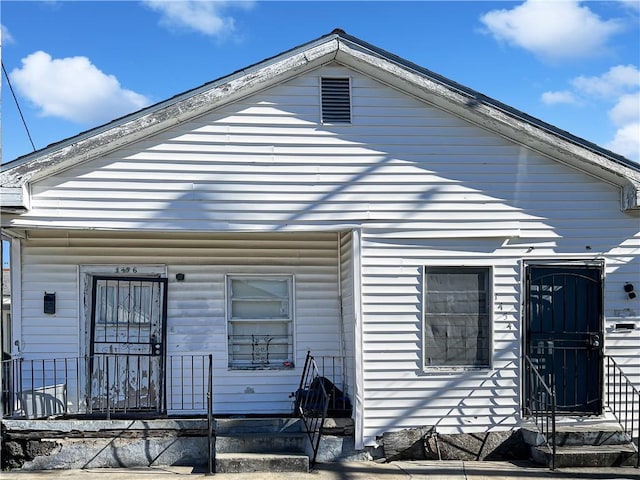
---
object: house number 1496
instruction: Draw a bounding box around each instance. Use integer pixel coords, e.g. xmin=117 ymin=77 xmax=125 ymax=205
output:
xmin=115 ymin=266 xmax=138 ymax=274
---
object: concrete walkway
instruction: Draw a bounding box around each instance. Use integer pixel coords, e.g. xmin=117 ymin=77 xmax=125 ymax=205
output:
xmin=1 ymin=461 xmax=639 ymax=480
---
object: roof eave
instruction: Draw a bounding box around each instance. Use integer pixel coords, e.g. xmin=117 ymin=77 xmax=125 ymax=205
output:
xmin=0 ymin=186 xmax=30 ymax=213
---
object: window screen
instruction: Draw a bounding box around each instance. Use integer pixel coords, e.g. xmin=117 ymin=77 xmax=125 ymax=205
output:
xmin=95 ymin=279 xmax=158 ymax=325
xmin=424 ymin=267 xmax=491 ymax=367
xmin=227 ymin=275 xmax=294 ymax=369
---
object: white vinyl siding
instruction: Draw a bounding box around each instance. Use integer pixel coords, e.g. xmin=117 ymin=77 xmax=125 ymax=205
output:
xmin=16 ymin=64 xmax=576 ymax=235
xmin=339 ymin=232 xmax=356 ymax=395
xmin=359 ymin=236 xmax=638 ymax=443
xmin=18 ymin=231 xmax=342 ymax=414
xmin=9 ymin=63 xmax=639 ymax=442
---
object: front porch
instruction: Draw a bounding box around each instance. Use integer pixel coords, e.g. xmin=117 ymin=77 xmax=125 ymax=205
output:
xmin=2 ymin=354 xmax=212 ymax=419
xmin=1 ymin=352 xmax=351 ymax=419
xmin=1 ymin=352 xmax=356 ymax=471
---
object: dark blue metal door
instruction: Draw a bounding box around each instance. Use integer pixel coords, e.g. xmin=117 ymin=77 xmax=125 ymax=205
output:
xmin=525 ymin=264 xmax=603 ymax=414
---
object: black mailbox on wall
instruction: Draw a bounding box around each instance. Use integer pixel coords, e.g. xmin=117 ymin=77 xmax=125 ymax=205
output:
xmin=44 ymin=292 xmax=56 ymax=314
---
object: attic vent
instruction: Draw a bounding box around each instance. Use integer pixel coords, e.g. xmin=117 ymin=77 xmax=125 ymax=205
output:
xmin=321 ymin=77 xmax=351 ymax=124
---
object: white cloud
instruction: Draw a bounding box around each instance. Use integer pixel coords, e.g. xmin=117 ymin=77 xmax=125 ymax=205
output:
xmin=541 ymin=64 xmax=640 ymax=161
xmin=571 ymin=65 xmax=640 ymax=98
xmin=606 ymin=122 xmax=640 ymax=160
xmin=609 ymin=92 xmax=640 ymax=127
xmin=9 ymin=51 xmax=150 ymax=125
xmin=143 ymin=0 xmax=253 ymax=38
xmin=541 ymin=90 xmax=580 ymax=105
xmin=480 ymin=0 xmax=624 ymax=60
xmin=1 ymin=24 xmax=15 ymax=45
xmin=572 ymin=66 xmax=639 ymax=160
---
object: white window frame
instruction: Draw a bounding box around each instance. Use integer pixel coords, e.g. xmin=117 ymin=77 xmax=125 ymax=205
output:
xmin=225 ymin=274 xmax=295 ymax=370
xmin=422 ymin=266 xmax=493 ymax=370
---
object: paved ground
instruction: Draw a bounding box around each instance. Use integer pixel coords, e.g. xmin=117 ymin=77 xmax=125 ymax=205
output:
xmin=1 ymin=461 xmax=639 ymax=480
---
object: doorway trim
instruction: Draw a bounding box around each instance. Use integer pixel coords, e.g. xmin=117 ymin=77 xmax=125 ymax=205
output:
xmin=78 ymin=264 xmax=167 ymax=414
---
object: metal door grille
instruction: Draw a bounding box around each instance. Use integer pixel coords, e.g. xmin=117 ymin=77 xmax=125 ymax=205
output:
xmin=89 ymin=276 xmax=167 ymax=414
xmin=525 ymin=264 xmax=603 ymax=415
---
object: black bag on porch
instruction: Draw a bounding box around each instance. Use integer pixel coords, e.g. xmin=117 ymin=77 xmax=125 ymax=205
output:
xmin=293 ymin=376 xmax=352 ymax=418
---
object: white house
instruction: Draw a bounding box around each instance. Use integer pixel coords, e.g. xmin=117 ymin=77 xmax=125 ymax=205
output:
xmin=1 ymin=30 xmax=639 ymax=459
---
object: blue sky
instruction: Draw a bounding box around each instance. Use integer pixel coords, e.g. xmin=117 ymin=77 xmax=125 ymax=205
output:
xmin=2 ymin=0 xmax=639 ymax=167
xmin=1 ymin=1 xmax=639 ymax=268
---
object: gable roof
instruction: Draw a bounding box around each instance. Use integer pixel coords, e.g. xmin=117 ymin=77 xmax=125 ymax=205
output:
xmin=2 ymin=29 xmax=639 ymax=211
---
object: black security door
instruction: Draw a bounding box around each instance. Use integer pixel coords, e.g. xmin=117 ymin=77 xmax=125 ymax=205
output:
xmin=89 ymin=276 xmax=167 ymax=414
xmin=525 ymin=264 xmax=603 ymax=414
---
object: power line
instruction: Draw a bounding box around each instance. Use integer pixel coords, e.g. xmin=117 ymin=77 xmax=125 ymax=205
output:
xmin=2 ymin=61 xmax=36 ymax=152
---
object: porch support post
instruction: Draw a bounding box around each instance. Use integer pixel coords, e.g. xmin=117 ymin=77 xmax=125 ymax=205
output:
xmin=352 ymin=228 xmax=364 ymax=450
xmin=10 ymin=238 xmax=21 ymax=358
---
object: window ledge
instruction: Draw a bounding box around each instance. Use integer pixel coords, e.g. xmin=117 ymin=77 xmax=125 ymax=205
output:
xmin=228 ymin=364 xmax=295 ymax=371
xmin=420 ymin=366 xmax=492 ymax=375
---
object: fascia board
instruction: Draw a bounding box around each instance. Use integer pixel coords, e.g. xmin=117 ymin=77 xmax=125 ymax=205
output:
xmin=0 ymin=186 xmax=29 ymax=212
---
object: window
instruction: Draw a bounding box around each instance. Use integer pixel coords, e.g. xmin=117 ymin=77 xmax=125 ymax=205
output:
xmin=95 ymin=279 xmax=158 ymax=325
xmin=424 ymin=267 xmax=491 ymax=368
xmin=321 ymin=77 xmax=351 ymax=124
xmin=227 ymin=275 xmax=294 ymax=369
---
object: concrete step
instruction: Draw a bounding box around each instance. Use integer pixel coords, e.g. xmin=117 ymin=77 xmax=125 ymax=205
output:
xmin=553 ymin=424 xmax=630 ymax=446
xmin=215 ymin=452 xmax=310 ymax=473
xmin=212 ymin=417 xmax=311 ymax=472
xmin=215 ymin=431 xmax=307 ymax=453
xmin=215 ymin=417 xmax=303 ymax=434
xmin=522 ymin=423 xmax=630 ymax=447
xmin=532 ymin=444 xmax=638 ymax=468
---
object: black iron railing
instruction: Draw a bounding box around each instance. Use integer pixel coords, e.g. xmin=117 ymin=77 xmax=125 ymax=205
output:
xmin=606 ymin=356 xmax=640 ymax=468
xmin=294 ymin=352 xmax=329 ymax=466
xmin=206 ymin=354 xmax=215 ymax=476
xmin=226 ymin=334 xmax=294 ymax=369
xmin=524 ymin=354 xmax=556 ymax=470
xmin=308 ymin=354 xmax=352 ymax=417
xmin=1 ymin=354 xmax=212 ymax=419
xmin=293 ymin=352 xmax=351 ymax=465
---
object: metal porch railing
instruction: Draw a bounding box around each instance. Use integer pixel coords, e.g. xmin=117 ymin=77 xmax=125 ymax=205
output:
xmin=293 ymin=351 xmax=352 ymax=466
xmin=295 ymin=352 xmax=329 ymax=467
xmin=523 ymin=354 xmax=557 ymax=470
xmin=606 ymin=356 xmax=640 ymax=468
xmin=1 ymin=354 xmax=213 ymax=419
